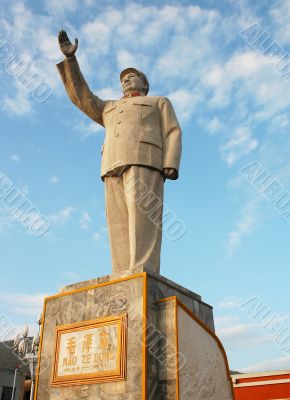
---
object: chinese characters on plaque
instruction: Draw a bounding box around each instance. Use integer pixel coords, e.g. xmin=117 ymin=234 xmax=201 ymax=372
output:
xmin=52 ymin=315 xmax=127 ymax=386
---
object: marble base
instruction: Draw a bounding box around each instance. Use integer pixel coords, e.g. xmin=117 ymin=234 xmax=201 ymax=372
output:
xmin=156 ymin=297 xmax=234 ymax=399
xmin=35 ymin=272 xmax=232 ymax=399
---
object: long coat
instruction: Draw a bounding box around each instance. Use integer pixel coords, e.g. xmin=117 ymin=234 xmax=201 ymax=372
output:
xmin=57 ymin=56 xmax=182 ymax=179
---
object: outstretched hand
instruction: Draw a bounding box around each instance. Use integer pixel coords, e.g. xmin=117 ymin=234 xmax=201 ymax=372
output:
xmin=58 ymin=30 xmax=78 ymax=58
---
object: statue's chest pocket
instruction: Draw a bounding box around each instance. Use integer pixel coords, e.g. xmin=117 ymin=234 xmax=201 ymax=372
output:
xmin=132 ymin=103 xmax=161 ymax=146
xmin=103 ymin=105 xmax=117 ymax=126
xmin=132 ymin=102 xmax=154 ymax=122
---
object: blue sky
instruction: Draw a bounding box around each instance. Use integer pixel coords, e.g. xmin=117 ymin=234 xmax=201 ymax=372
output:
xmin=1 ymin=0 xmax=290 ymax=373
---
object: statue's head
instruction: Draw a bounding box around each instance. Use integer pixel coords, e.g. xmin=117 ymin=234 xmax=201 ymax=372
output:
xmin=120 ymin=68 xmax=149 ymax=96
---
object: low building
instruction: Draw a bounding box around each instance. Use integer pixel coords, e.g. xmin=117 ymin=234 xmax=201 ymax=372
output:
xmin=0 ymin=341 xmax=31 ymax=400
xmin=232 ymin=369 xmax=290 ymax=400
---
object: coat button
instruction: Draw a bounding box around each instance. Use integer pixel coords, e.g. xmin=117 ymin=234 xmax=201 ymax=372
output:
xmin=117 ymin=120 xmax=122 ymax=124
xmin=115 ymin=132 xmax=119 ymax=137
xmin=119 ymin=110 xmax=124 ymax=113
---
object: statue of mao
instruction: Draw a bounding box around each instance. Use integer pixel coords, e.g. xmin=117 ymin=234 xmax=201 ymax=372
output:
xmin=57 ymin=30 xmax=182 ymax=275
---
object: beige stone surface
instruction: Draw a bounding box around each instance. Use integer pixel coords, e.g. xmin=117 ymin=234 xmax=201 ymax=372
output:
xmin=177 ymin=305 xmax=233 ymax=400
xmin=154 ymin=298 xmax=233 ymax=399
xmin=105 ymin=166 xmax=164 ymax=273
xmin=157 ymin=300 xmax=178 ymax=399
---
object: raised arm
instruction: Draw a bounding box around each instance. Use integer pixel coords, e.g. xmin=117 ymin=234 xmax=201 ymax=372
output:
xmin=57 ymin=30 xmax=105 ymax=126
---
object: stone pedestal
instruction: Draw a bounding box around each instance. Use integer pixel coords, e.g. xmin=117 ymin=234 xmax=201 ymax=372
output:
xmin=35 ymin=272 xmax=233 ymax=399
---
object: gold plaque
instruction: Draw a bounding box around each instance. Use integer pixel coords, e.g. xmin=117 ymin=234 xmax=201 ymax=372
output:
xmin=51 ymin=314 xmax=127 ymax=386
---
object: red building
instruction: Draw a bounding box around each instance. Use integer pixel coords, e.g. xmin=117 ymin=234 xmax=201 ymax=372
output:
xmin=233 ymin=369 xmax=290 ymax=400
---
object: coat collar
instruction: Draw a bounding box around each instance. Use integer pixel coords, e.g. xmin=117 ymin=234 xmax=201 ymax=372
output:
xmin=122 ymin=92 xmax=143 ymax=98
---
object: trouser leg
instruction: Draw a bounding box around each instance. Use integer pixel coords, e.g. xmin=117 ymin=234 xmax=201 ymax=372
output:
xmin=123 ymin=166 xmax=164 ymax=274
xmin=105 ymin=176 xmax=130 ymax=273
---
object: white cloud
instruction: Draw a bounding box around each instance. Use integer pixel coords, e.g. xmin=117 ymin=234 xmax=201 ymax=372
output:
xmin=0 ymin=208 xmax=16 ymax=236
xmin=227 ymin=199 xmax=259 ymax=256
xmin=205 ymin=117 xmax=224 ymax=134
xmin=44 ymin=0 xmax=79 ymax=16
xmin=117 ymin=50 xmax=136 ymax=70
xmin=81 ymin=12 xmax=119 ymax=55
xmin=37 ymin=31 xmax=60 ymax=61
xmin=167 ymin=89 xmax=202 ymax=121
xmin=10 ymin=1 xmax=26 ymax=15
xmin=271 ymin=113 xmax=289 ymax=130
xmin=0 ymin=201 xmax=41 ymax=237
xmin=97 ymin=87 xmax=122 ymax=100
xmin=76 ymin=120 xmax=103 ymax=139
xmin=204 ymin=49 xmax=290 ymax=127
xmin=49 ymin=206 xmax=76 ymax=224
xmin=227 ymin=52 xmax=267 ymax=79
xmin=0 ymin=293 xmax=46 ymax=318
xmin=93 ymin=232 xmax=101 ymax=242
xmin=216 ymin=315 xmax=272 ymax=348
xmin=0 ymin=3 xmax=60 ymax=117
xmin=240 ymin=355 xmax=290 ymax=373
xmin=217 ymin=323 xmax=253 ymax=340
xmin=270 ymin=0 xmax=290 ymax=46
xmin=10 ymin=154 xmax=21 ymax=163
xmin=218 ymin=297 xmax=242 ymax=309
xmin=220 ymin=126 xmax=258 ymax=166
xmin=216 ymin=296 xmax=290 ymax=371
xmin=79 ymin=211 xmax=91 ymax=230
xmin=49 ymin=175 xmax=60 ymax=184
xmin=215 ymin=311 xmax=272 ymax=350
xmin=215 ymin=316 xmax=239 ymax=325
xmin=2 ymin=92 xmax=32 ymax=116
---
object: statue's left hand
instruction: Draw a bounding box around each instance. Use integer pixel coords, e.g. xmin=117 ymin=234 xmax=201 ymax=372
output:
xmin=163 ymin=168 xmax=178 ymax=180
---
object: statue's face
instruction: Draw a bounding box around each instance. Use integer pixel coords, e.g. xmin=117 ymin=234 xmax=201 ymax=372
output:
xmin=121 ymin=72 xmax=146 ymax=95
